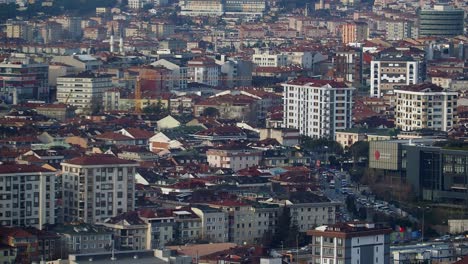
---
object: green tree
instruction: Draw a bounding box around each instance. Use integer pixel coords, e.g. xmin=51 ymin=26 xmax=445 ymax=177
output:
xmin=142 ymin=99 xmax=168 ymax=118
xmin=301 ymin=136 xmax=343 ymax=155
xmin=202 ymin=107 xmax=220 ymax=118
xmin=272 ymin=207 xmax=291 ymax=247
xmin=348 ymin=141 xmax=369 ymax=167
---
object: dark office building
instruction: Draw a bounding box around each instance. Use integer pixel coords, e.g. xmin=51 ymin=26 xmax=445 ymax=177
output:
xmin=419 ymin=4 xmax=465 ymax=37
xmin=369 ymin=140 xmax=468 ymax=203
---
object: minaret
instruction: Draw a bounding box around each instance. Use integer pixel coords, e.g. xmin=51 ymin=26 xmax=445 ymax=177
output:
xmin=110 ymin=25 xmax=115 ymax=53
xmin=119 ymin=27 xmax=124 ymax=54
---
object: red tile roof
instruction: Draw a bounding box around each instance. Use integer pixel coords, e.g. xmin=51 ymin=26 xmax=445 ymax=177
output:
xmin=285 ymin=78 xmax=348 ymax=88
xmin=63 ymin=154 xmax=137 ymax=166
xmin=96 ymin=131 xmax=134 ymax=141
xmin=123 ymin=128 xmax=154 ymax=139
xmin=0 ymin=164 xmax=54 ymax=174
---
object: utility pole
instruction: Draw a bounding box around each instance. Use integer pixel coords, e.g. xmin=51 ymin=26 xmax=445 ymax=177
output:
xmin=296 ymin=234 xmax=299 ymax=264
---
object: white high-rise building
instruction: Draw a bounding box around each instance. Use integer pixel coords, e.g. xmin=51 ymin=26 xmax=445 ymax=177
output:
xmin=0 ymin=164 xmax=56 ymax=229
xmin=395 ymin=83 xmax=457 ymax=132
xmin=61 ymin=154 xmax=138 ymax=224
xmin=282 ymin=78 xmax=355 ymax=139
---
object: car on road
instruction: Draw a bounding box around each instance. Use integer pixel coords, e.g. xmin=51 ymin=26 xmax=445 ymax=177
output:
xmin=435 ymin=235 xmax=451 ymax=241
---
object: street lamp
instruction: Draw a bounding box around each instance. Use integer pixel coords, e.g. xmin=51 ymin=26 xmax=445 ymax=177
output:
xmin=417 ymin=206 xmax=430 ymax=243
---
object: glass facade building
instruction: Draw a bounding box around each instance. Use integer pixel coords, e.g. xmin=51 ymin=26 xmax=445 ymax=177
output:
xmin=419 ymin=5 xmax=465 ymax=37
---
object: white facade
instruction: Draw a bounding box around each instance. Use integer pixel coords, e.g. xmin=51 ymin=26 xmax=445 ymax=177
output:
xmin=282 ymin=79 xmax=355 ymax=139
xmin=191 ymin=206 xmax=228 ymax=243
xmin=310 ymin=223 xmax=391 ymax=264
xmin=394 ymin=86 xmax=457 ymax=131
xmin=252 ymin=50 xmax=288 ymax=67
xmin=180 ymin=0 xmax=224 ymax=16
xmin=129 ymin=0 xmax=147 ymax=9
xmin=140 ymin=214 xmax=174 ymax=249
xmin=57 ymin=72 xmax=113 ymax=113
xmin=0 ymin=165 xmax=56 ymax=229
xmin=61 ymin=155 xmax=138 ymax=224
xmin=370 ymin=58 xmax=419 ymax=98
xmin=206 ymin=148 xmax=263 ymax=171
xmin=188 ymin=57 xmax=220 ymax=87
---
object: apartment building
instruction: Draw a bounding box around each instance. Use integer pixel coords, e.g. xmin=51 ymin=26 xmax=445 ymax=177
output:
xmin=0 ymin=164 xmax=56 ymax=229
xmin=56 ymin=71 xmax=113 ymax=113
xmin=151 ymin=59 xmax=189 ymax=90
xmin=220 ymin=58 xmax=253 ymax=88
xmin=52 ymin=16 xmax=82 ymax=39
xmin=5 ymin=20 xmax=33 ymax=41
xmin=188 ymin=57 xmax=220 ymax=87
xmin=0 ymin=54 xmax=49 ymax=104
xmin=51 ymin=223 xmax=113 ymax=254
xmin=61 ymin=154 xmax=138 ymax=224
xmin=385 ymin=20 xmax=417 ymax=41
xmin=282 ymin=78 xmax=355 ymax=139
xmin=173 ymin=210 xmax=202 ymax=243
xmin=206 ymin=146 xmax=263 ymax=171
xmin=139 ymin=209 xmax=175 ymax=249
xmin=341 ymin=21 xmax=369 ymax=44
xmin=394 ymin=83 xmax=457 ymax=132
xmin=192 ymin=205 xmax=228 ymax=243
xmin=334 ymin=48 xmax=363 ymax=86
xmin=225 ymin=0 xmax=266 ymax=14
xmin=308 ymin=222 xmax=392 ymax=264
xmin=252 ymin=49 xmax=288 ymax=67
xmin=51 ymin=55 xmax=102 ymax=74
xmin=129 ymin=0 xmax=148 ymax=9
xmin=209 ymin=201 xmax=280 ymax=245
xmin=262 ymin=193 xmax=340 ymax=232
xmin=370 ymin=55 xmax=419 ymax=99
xmin=180 ymin=0 xmax=224 ymax=16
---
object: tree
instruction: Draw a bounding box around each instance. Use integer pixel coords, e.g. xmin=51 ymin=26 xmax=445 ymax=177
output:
xmin=142 ymin=99 xmax=168 ymax=118
xmin=272 ymin=207 xmax=291 ymax=247
xmin=348 ymin=141 xmax=369 ymax=167
xmin=202 ymin=107 xmax=220 ymax=118
xmin=301 ymin=136 xmax=344 ymax=155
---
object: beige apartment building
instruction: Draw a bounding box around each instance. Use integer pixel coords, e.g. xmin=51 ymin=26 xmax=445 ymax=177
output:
xmin=395 ymin=83 xmax=457 ymax=132
xmin=61 ymin=154 xmax=138 ymax=224
xmin=206 ymin=147 xmax=263 ymax=171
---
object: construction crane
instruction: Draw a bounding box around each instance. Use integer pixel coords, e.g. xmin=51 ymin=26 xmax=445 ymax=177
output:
xmin=64 ymin=89 xmax=73 ymax=104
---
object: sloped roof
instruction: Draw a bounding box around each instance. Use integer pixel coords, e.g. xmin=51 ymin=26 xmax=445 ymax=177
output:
xmin=63 ymin=154 xmax=137 ymax=166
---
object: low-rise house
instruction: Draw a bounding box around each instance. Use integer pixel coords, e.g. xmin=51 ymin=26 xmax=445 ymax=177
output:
xmin=100 ymin=211 xmax=150 ymax=250
xmin=0 ymin=243 xmax=16 ymax=264
xmin=0 ymin=227 xmax=39 ymax=264
xmin=35 ymin=103 xmax=76 ymax=121
xmin=193 ymin=126 xmax=248 ymax=141
xmin=117 ymin=146 xmax=159 ymax=161
xmin=95 ymin=131 xmax=136 ymax=146
xmin=117 ymin=128 xmax=154 ymax=145
xmin=157 ymin=115 xmax=181 ymax=130
xmin=258 ymin=128 xmax=300 ymax=147
xmin=149 ymin=132 xmax=185 ymax=152
xmin=206 ymin=145 xmax=263 ymax=171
